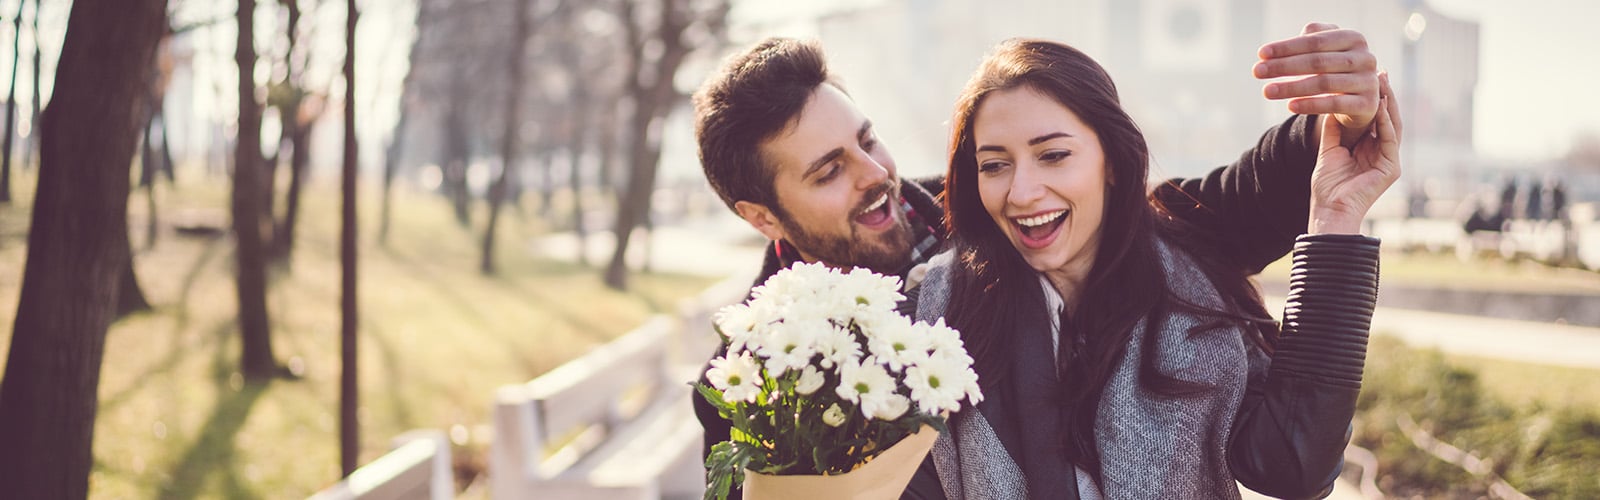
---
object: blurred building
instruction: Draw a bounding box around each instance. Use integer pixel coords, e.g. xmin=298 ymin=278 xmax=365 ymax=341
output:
xmin=795 ymin=0 xmax=1479 ymax=183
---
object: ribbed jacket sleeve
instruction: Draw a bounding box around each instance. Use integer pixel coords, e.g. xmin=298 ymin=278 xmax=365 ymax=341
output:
xmin=1151 ymin=114 xmax=1320 ymax=274
xmin=1230 ymin=234 xmax=1381 ymax=499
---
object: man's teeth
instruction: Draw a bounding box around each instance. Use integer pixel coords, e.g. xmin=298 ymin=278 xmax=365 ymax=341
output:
xmin=860 ymin=194 xmax=888 ymax=215
xmin=1014 ymin=210 xmax=1066 ymax=228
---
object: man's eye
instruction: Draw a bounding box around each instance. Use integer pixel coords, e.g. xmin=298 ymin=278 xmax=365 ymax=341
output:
xmin=816 ymin=164 xmax=842 ymax=184
xmin=862 ymin=139 xmax=877 ymax=152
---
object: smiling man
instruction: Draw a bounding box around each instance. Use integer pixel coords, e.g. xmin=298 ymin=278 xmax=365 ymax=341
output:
xmin=691 ymin=27 xmax=1382 ymax=497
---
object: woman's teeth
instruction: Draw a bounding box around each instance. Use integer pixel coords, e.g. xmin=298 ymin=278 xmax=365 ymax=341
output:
xmin=1014 ymin=209 xmax=1066 ymax=227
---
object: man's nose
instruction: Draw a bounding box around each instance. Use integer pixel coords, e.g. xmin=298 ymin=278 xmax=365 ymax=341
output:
xmin=853 ymin=153 xmax=890 ymax=191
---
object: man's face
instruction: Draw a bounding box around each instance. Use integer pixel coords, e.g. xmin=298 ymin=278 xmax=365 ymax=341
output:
xmin=743 ymin=84 xmax=914 ymax=274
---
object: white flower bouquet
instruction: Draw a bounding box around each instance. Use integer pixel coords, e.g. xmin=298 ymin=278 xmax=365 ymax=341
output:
xmin=698 ymin=262 xmax=984 ymax=500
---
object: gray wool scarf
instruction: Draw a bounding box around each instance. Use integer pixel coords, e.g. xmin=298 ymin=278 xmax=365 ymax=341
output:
xmin=914 ymin=239 xmax=1267 ymax=499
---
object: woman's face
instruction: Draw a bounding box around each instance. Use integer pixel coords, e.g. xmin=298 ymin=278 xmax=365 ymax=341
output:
xmin=972 ymin=85 xmax=1108 ymax=284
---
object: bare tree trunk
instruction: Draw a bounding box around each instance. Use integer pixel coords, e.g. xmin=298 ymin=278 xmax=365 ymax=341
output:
xmin=0 ymin=0 xmax=166 ymax=496
xmin=378 ymin=2 xmax=427 ymax=246
xmin=605 ymin=0 xmax=692 ymax=290
xmin=142 ymin=102 xmax=161 ymax=249
xmin=235 ymin=0 xmax=279 ymax=382
xmin=0 ymin=0 xmax=23 ymax=204
xmin=275 ymin=119 xmax=311 ymax=262
xmin=568 ymin=94 xmax=591 ymax=267
xmin=23 ymin=0 xmax=40 ymax=172
xmin=537 ymin=148 xmax=553 ymax=218
xmin=482 ymin=0 xmax=531 ymax=275
xmin=116 ymin=241 xmax=151 ymax=317
xmin=339 ymin=0 xmax=360 ymax=477
xmin=270 ymin=0 xmax=308 ymax=263
xmin=442 ymin=74 xmax=472 ymax=228
xmin=378 ymin=110 xmax=405 ymax=245
xmin=596 ymin=100 xmax=618 ymax=198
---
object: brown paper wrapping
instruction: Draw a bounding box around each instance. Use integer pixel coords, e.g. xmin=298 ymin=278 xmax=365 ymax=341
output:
xmin=742 ymin=424 xmax=939 ymax=500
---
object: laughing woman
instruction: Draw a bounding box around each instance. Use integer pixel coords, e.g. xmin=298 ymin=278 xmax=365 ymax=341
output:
xmin=908 ymin=39 xmax=1400 ymax=499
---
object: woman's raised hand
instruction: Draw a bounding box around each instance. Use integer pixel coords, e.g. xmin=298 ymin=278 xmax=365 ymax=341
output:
xmin=1307 ymin=72 xmax=1402 ymax=235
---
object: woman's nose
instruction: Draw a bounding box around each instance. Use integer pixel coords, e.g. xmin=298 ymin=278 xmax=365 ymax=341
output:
xmin=1007 ymin=162 xmax=1044 ymax=207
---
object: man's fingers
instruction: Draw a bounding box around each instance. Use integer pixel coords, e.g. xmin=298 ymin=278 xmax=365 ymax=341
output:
xmin=1300 ymin=22 xmax=1339 ymax=36
xmin=1264 ymin=73 xmax=1377 ymax=100
xmin=1287 ymin=94 xmax=1374 ymax=116
xmin=1258 ymin=28 xmax=1369 ymax=60
xmin=1255 ymin=51 xmax=1378 ymax=79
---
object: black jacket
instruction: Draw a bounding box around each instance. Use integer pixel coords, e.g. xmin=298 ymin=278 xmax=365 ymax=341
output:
xmin=697 ymin=115 xmax=1346 ymax=499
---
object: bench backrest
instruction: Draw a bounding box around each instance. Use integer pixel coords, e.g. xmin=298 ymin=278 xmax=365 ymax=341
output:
xmin=307 ymin=431 xmax=452 ymax=500
xmin=495 ymin=315 xmax=676 ymax=478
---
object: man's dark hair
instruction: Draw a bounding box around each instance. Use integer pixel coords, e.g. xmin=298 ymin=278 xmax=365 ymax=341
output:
xmin=693 ymin=37 xmax=838 ymax=212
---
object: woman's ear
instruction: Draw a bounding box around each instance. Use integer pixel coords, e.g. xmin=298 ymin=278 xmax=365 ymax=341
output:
xmin=735 ymin=200 xmax=787 ymax=243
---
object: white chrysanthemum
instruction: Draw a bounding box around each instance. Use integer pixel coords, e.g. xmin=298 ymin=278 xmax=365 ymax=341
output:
xmin=835 ymin=358 xmax=901 ymax=420
xmin=922 ymin=317 xmax=967 ymax=356
xmin=794 ymin=365 xmax=825 ymax=395
xmin=779 ymin=299 xmax=840 ymax=327
xmin=866 ymin=315 xmax=930 ymax=372
xmin=839 ymin=266 xmax=905 ymax=313
xmin=714 ymin=302 xmax=772 ymax=354
xmin=813 ymin=323 xmax=861 ymax=369
xmin=822 ymin=403 xmax=848 ymax=427
xmin=753 ymin=262 xmax=839 ymax=306
xmin=871 ymin=394 xmax=912 ymax=421
xmin=905 ymin=353 xmax=982 ymax=413
xmin=707 ymin=352 xmax=764 ymax=404
xmin=757 ymin=317 xmax=823 ymax=377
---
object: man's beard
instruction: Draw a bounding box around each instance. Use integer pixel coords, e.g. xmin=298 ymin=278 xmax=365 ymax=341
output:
xmin=776 ymin=195 xmax=914 ymax=275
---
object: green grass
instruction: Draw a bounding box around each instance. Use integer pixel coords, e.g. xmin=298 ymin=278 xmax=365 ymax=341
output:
xmin=0 ymin=166 xmax=716 ymax=499
xmin=1355 ymin=335 xmax=1600 ymax=498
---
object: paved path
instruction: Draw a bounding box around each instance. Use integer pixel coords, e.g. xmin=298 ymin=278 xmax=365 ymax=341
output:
xmin=528 ymin=212 xmax=766 ymax=278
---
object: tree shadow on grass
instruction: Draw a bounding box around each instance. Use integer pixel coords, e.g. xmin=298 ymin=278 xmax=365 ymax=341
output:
xmin=154 ymin=380 xmax=268 ymax=500
xmin=174 ymin=235 xmax=227 ymax=331
xmin=363 ymin=321 xmax=417 ymax=431
xmin=99 ymin=319 xmax=232 ymax=414
xmin=487 ymin=274 xmax=616 ymax=345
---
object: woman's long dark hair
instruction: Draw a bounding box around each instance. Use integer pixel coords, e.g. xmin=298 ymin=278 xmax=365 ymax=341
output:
xmin=941 ymin=38 xmax=1278 ymax=477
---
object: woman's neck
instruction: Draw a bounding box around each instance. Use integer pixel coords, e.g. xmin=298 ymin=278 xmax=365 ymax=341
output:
xmin=1042 ymin=263 xmax=1091 ymax=314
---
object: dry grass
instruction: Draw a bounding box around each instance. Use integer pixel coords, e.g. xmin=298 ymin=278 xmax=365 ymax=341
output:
xmin=0 ymin=167 xmax=715 ymax=499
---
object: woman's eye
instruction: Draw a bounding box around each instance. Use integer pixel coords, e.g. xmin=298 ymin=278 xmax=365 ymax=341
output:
xmin=1041 ymin=150 xmax=1073 ymax=163
xmin=978 ymin=161 xmax=1006 ymax=173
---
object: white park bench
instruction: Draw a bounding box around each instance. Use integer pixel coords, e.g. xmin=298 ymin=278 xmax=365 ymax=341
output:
xmin=490 ymin=274 xmax=749 ymax=500
xmin=490 ymin=315 xmax=706 ymax=500
xmin=307 ymin=430 xmax=454 ymax=500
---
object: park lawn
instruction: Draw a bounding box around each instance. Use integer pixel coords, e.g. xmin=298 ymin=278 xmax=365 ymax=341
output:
xmin=1260 ymin=249 xmax=1600 ymax=295
xmin=1356 ymin=335 xmax=1600 ymax=498
xmin=0 ymin=168 xmax=716 ymax=499
xmin=1367 ymin=333 xmax=1600 ymax=411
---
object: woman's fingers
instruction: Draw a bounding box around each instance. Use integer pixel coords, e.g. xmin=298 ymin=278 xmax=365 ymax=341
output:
xmin=1379 ymin=72 xmax=1402 ymax=142
xmin=1287 ymin=94 xmax=1374 ymax=117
